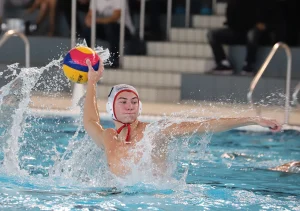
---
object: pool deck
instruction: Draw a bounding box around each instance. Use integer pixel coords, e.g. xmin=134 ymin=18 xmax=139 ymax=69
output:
xmin=29 ymin=95 xmax=300 ymax=126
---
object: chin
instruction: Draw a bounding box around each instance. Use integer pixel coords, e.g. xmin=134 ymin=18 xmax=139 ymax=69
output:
xmin=120 ymin=116 xmax=137 ymax=123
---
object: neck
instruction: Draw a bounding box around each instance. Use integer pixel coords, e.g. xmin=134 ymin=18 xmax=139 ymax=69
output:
xmin=114 ymin=119 xmax=139 ymax=140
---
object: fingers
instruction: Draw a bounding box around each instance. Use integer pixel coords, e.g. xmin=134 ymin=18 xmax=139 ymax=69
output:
xmin=86 ymin=59 xmax=95 ymax=72
xmin=86 ymin=58 xmax=103 ymax=72
xmin=86 ymin=58 xmax=104 ymax=83
xmin=98 ymin=62 xmax=104 ymax=73
xmin=268 ymin=122 xmax=282 ymax=132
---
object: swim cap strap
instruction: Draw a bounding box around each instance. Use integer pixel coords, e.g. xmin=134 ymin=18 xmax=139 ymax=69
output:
xmin=116 ymin=123 xmax=131 ymax=144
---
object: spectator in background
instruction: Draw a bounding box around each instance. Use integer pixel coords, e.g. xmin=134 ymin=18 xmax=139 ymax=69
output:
xmin=207 ymin=0 xmax=284 ymax=75
xmin=129 ymin=0 xmax=163 ymax=40
xmin=281 ymin=0 xmax=300 ymax=46
xmin=56 ymin=0 xmax=90 ymax=37
xmin=83 ymin=0 xmax=135 ymax=68
xmin=26 ymin=0 xmax=57 ymax=36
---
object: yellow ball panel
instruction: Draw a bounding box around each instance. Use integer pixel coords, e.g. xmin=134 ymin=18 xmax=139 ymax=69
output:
xmin=63 ymin=64 xmax=88 ymax=84
xmin=76 ymin=46 xmax=94 ymax=54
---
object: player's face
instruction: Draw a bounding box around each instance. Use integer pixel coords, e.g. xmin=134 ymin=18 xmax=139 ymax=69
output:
xmin=114 ymin=91 xmax=139 ymax=123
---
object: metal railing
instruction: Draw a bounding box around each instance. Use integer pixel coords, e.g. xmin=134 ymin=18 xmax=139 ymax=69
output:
xmin=71 ymin=0 xmax=97 ymax=108
xmin=139 ymin=0 xmax=146 ymax=40
xmin=292 ymin=82 xmax=300 ymax=106
xmin=247 ymin=42 xmax=292 ymax=124
xmin=0 ymin=30 xmax=30 ymax=68
xmin=71 ymin=0 xmax=96 ymax=49
xmin=70 ymin=0 xmax=219 ymax=67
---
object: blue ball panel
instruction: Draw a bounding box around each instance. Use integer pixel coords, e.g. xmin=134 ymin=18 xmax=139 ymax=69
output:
xmin=63 ymin=52 xmax=100 ymax=73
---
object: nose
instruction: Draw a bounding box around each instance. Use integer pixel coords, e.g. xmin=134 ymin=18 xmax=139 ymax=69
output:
xmin=125 ymin=102 xmax=133 ymax=110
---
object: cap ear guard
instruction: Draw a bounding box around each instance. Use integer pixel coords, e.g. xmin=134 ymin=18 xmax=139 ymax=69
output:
xmin=106 ymin=100 xmax=116 ymax=120
xmin=138 ymin=101 xmax=142 ymax=116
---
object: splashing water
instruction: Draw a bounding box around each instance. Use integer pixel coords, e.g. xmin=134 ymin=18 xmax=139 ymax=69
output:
xmin=0 ymin=42 xmax=209 ymax=189
xmin=0 ymin=42 xmax=292 ymax=189
xmin=0 ymin=44 xmax=111 ymax=178
xmin=0 ymin=43 xmax=299 ymax=210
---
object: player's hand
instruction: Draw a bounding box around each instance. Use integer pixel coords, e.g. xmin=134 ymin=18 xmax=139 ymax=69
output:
xmin=86 ymin=59 xmax=104 ymax=84
xmin=256 ymin=117 xmax=282 ymax=132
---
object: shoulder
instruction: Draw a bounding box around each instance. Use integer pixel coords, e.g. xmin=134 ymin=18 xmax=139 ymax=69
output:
xmin=138 ymin=121 xmax=149 ymax=130
xmin=103 ymin=128 xmax=118 ymax=142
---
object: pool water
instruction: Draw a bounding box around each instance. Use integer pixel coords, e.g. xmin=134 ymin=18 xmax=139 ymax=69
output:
xmin=0 ymin=115 xmax=299 ymax=210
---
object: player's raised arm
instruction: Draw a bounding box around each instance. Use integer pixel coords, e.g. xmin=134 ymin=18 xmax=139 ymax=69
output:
xmin=83 ymin=59 xmax=105 ymax=147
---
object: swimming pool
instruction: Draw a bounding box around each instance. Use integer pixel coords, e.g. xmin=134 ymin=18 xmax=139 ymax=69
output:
xmin=0 ymin=53 xmax=299 ymax=210
xmin=0 ymin=114 xmax=299 ymax=210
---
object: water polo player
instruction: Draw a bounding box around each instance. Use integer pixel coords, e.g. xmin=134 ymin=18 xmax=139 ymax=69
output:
xmin=83 ymin=59 xmax=282 ymax=177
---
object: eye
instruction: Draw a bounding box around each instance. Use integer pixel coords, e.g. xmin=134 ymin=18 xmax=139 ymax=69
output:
xmin=119 ymin=101 xmax=126 ymax=104
xmin=132 ymin=101 xmax=138 ymax=104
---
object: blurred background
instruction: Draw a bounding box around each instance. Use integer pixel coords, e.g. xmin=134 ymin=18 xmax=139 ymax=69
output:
xmin=0 ymin=0 xmax=299 ymax=115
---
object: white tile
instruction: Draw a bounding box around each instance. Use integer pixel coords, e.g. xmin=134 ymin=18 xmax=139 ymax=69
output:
xmin=147 ymin=42 xmax=154 ymax=55
xmin=155 ymin=57 xmax=164 ymax=71
xmin=164 ymin=43 xmax=172 ymax=56
xmin=127 ymin=71 xmax=135 ymax=85
xmin=160 ymin=57 xmax=168 ymax=71
xmin=198 ymin=16 xmax=204 ymax=27
xmin=123 ymin=57 xmax=131 ymax=69
xmin=197 ymin=30 xmax=203 ymax=43
xmin=179 ymin=44 xmax=187 ymax=57
xmin=163 ymin=73 xmax=171 ymax=87
xmin=204 ymin=16 xmax=210 ymax=28
xmin=129 ymin=56 xmax=137 ymax=69
xmin=186 ymin=29 xmax=194 ymax=42
xmin=170 ymin=58 xmax=179 ymax=72
xmin=173 ymin=74 xmax=181 ymax=87
xmin=179 ymin=29 xmax=185 ymax=42
xmin=178 ymin=57 xmax=187 ymax=72
xmin=149 ymin=89 xmax=157 ymax=102
xmin=186 ymin=44 xmax=195 ymax=57
xmin=107 ymin=71 xmax=116 ymax=84
xmin=149 ymin=57 xmax=156 ymax=70
xmin=110 ymin=70 xmax=121 ymax=84
xmin=159 ymin=73 xmax=168 ymax=87
xmin=203 ymin=30 xmax=208 ymax=43
xmin=133 ymin=72 xmax=142 ymax=86
xmin=198 ymin=60 xmax=206 ymax=72
xmin=132 ymin=56 xmax=140 ymax=69
xmin=140 ymin=72 xmax=148 ymax=86
xmin=203 ymin=45 xmax=210 ymax=58
xmin=204 ymin=60 xmax=214 ymax=72
xmin=196 ymin=44 xmax=203 ymax=57
xmin=192 ymin=16 xmax=197 ymax=27
xmin=163 ymin=58 xmax=172 ymax=71
xmin=211 ymin=16 xmax=217 ymax=28
xmin=171 ymin=43 xmax=179 ymax=56
xmin=153 ymin=72 xmax=161 ymax=86
xmin=143 ymin=57 xmax=151 ymax=70
xmin=138 ymin=57 xmax=146 ymax=70
xmin=156 ymin=43 xmax=164 ymax=56
xmin=139 ymin=88 xmax=147 ymax=100
xmin=170 ymin=29 xmax=177 ymax=41
xmin=188 ymin=58 xmax=196 ymax=72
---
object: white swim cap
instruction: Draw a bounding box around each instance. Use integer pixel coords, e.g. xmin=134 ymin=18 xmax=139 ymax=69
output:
xmin=106 ymin=84 xmax=142 ymax=121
